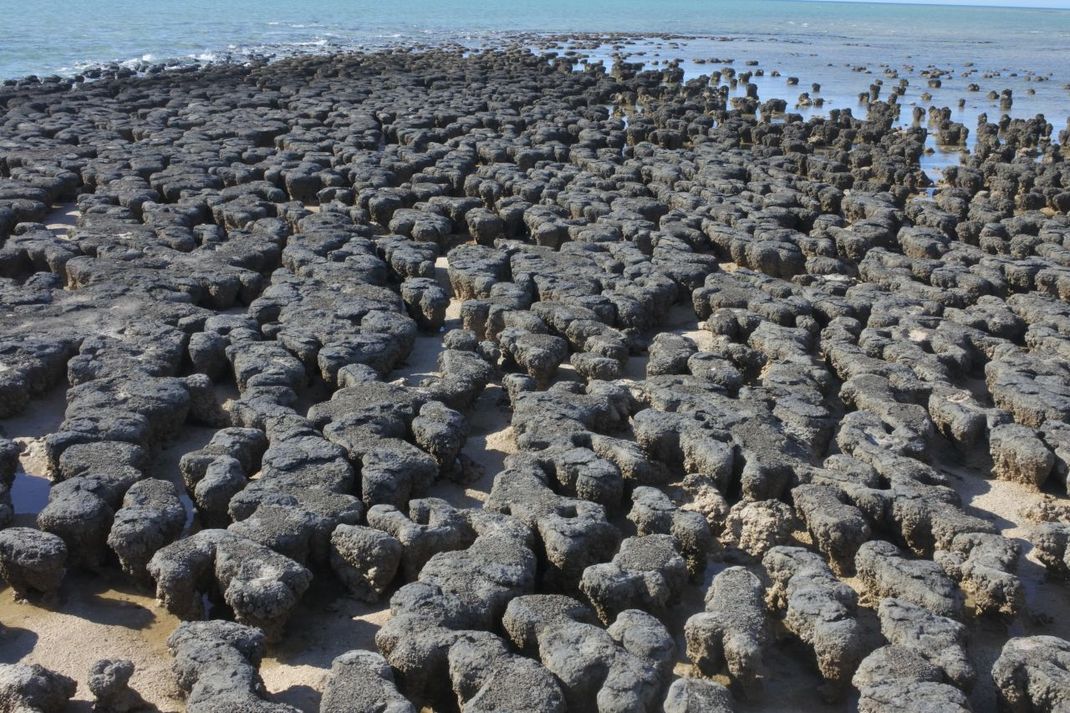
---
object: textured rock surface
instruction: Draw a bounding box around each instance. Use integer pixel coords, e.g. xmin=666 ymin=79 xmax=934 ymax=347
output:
xmin=0 ymin=37 xmax=1067 ymax=713
xmin=685 ymin=566 xmax=769 ymax=687
xmin=992 ymin=636 xmax=1070 ymax=713
xmin=0 ymin=663 xmax=76 ymax=713
xmin=0 ymin=527 xmax=67 ymax=600
xmin=87 ymin=658 xmax=143 ymax=713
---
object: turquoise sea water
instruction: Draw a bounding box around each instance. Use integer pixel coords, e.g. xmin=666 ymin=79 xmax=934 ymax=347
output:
xmin=2 ymin=0 xmax=1069 ymax=81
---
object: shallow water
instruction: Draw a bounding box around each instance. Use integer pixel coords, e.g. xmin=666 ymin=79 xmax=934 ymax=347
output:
xmin=3 ymin=0 xmax=1070 ymax=86
xmin=9 ymin=470 xmax=49 ymax=516
xmin=1 ymin=386 xmax=68 ymax=518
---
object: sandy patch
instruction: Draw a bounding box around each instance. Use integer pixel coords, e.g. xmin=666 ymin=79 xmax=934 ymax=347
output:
xmin=0 ymin=572 xmax=184 ymax=711
xmin=43 ymin=202 xmax=79 ymax=238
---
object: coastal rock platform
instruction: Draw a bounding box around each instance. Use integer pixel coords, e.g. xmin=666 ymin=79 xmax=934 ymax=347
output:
xmin=0 ymin=43 xmax=1068 ymax=712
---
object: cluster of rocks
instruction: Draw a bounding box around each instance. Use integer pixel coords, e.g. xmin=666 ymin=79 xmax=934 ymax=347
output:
xmin=0 ymin=657 xmax=142 ymax=713
xmin=0 ymin=43 xmax=1068 ymax=712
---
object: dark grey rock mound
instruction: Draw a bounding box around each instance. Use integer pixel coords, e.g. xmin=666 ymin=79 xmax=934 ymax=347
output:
xmin=0 ymin=663 xmax=76 ymax=713
xmin=167 ymin=620 xmax=299 ymax=712
xmin=991 ymin=636 xmax=1070 ymax=713
xmin=87 ymin=658 xmax=144 ymax=713
xmin=0 ymin=527 xmax=67 ymax=600
xmin=684 ymin=566 xmax=769 ymax=688
xmin=320 ymin=650 xmax=414 ymax=713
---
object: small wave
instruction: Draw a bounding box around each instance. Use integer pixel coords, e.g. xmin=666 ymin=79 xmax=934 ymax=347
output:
xmin=117 ymin=53 xmax=156 ymax=70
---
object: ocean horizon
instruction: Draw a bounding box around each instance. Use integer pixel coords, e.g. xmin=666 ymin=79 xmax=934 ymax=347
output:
xmin=2 ymin=0 xmax=1070 ymax=82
